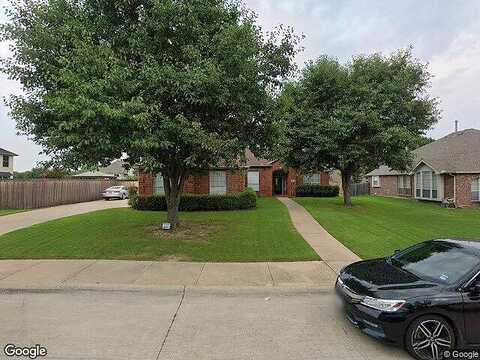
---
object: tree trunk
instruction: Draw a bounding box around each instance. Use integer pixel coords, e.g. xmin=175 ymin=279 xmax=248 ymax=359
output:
xmin=163 ymin=170 xmax=186 ymax=228
xmin=341 ymin=170 xmax=352 ymax=207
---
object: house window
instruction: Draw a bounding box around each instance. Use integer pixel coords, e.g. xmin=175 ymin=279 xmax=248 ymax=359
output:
xmin=415 ymin=170 xmax=438 ymax=200
xmin=371 ymin=176 xmax=380 ymax=188
xmin=472 ymin=178 xmax=480 ymax=202
xmin=210 ymin=171 xmax=226 ymax=194
xmin=304 ymin=173 xmax=321 ymax=185
xmin=416 ymin=172 xmax=421 ymax=197
xmin=247 ymin=171 xmax=260 ymax=191
xmin=2 ymin=156 xmax=8 ymax=168
xmin=397 ymin=175 xmax=411 ymax=195
xmin=154 ymin=174 xmax=165 ymax=194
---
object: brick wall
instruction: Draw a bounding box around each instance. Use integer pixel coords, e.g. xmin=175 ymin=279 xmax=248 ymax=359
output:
xmin=184 ymin=176 xmax=195 ymax=193
xmin=138 ymin=172 xmax=154 ymax=196
xmin=194 ymin=174 xmax=209 ymax=194
xmin=455 ymin=174 xmax=480 ymax=208
xmin=370 ymin=175 xmax=398 ymax=197
xmin=227 ymin=170 xmax=246 ymax=193
xmin=443 ymin=174 xmax=455 ymax=199
xmin=258 ymin=167 xmax=273 ymax=196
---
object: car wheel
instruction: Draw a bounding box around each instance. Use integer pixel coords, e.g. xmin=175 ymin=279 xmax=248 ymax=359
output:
xmin=406 ymin=315 xmax=455 ymax=360
xmin=121 ymin=194 xmax=126 ymax=200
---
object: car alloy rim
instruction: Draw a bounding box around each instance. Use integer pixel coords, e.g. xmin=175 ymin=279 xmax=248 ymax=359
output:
xmin=411 ymin=319 xmax=452 ymax=360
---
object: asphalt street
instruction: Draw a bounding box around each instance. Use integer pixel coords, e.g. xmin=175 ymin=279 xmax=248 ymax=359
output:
xmin=0 ymin=287 xmax=410 ymax=360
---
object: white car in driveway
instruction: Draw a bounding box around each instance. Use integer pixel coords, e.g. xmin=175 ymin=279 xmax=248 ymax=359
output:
xmin=102 ymin=186 xmax=129 ymax=200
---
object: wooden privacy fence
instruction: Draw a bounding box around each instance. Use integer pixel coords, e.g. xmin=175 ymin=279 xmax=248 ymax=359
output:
xmin=0 ymin=180 xmax=138 ymax=209
xmin=349 ymin=182 xmax=370 ymax=196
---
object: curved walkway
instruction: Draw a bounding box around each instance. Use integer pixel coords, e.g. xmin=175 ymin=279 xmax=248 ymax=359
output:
xmin=277 ymin=197 xmax=360 ymax=272
xmin=0 ymin=199 xmax=129 ymax=236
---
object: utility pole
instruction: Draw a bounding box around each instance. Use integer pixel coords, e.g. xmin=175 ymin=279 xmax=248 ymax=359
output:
xmin=455 ymin=120 xmax=458 ymax=132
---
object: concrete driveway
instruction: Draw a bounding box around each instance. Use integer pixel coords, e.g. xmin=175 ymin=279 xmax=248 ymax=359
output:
xmin=0 ymin=199 xmax=129 ymax=236
xmin=0 ymin=287 xmax=410 ymax=360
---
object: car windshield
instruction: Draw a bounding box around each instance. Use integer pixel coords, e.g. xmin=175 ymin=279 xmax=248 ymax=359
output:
xmin=108 ymin=186 xmax=122 ymax=190
xmin=391 ymin=241 xmax=480 ymax=285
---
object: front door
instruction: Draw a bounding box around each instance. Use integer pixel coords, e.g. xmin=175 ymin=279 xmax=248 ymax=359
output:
xmin=273 ymin=172 xmax=284 ymax=195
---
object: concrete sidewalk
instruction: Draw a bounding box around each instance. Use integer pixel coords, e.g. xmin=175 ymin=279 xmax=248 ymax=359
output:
xmin=0 ymin=199 xmax=129 ymax=236
xmin=0 ymin=259 xmax=339 ymax=290
xmin=277 ymin=197 xmax=361 ymax=271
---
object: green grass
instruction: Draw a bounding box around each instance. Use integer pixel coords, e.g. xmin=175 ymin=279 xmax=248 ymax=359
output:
xmin=295 ymin=196 xmax=480 ymax=259
xmin=0 ymin=209 xmax=25 ymax=216
xmin=0 ymin=198 xmax=319 ymax=262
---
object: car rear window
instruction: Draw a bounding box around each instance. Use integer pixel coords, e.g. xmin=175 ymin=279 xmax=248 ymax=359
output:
xmin=392 ymin=241 xmax=480 ymax=285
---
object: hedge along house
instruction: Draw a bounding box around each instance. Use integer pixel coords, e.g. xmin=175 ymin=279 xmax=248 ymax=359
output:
xmin=138 ymin=149 xmax=330 ymax=198
xmin=366 ymin=129 xmax=480 ymax=208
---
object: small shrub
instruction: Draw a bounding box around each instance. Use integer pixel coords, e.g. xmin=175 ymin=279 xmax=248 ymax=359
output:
xmin=131 ymin=188 xmax=257 ymax=211
xmin=296 ymin=185 xmax=339 ymax=197
xmin=128 ymin=186 xmax=138 ymax=207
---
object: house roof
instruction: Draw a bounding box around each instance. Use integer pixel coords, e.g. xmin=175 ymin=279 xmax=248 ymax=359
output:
xmin=366 ymin=129 xmax=480 ymax=176
xmin=73 ymin=171 xmax=117 ymax=178
xmin=244 ymin=149 xmax=276 ymax=167
xmin=0 ymin=148 xmax=18 ymax=157
xmin=101 ymin=159 xmax=130 ymax=175
xmin=214 ymin=149 xmax=276 ymax=169
xmin=74 ymin=160 xmax=130 ymax=178
xmin=366 ymin=165 xmax=408 ymax=176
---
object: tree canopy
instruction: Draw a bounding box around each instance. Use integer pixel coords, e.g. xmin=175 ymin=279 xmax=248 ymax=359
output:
xmin=277 ymin=49 xmax=439 ymax=206
xmin=2 ymin=0 xmax=300 ymax=224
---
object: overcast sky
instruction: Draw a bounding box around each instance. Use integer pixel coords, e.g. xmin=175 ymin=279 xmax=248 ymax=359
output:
xmin=1 ymin=0 xmax=479 ymax=171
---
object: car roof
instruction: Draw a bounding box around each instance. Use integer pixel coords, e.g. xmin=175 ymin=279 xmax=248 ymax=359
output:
xmin=432 ymin=239 xmax=480 ymax=254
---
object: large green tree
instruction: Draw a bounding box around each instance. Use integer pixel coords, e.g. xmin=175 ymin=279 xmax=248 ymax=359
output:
xmin=1 ymin=0 xmax=299 ymax=225
xmin=277 ymin=49 xmax=439 ymax=206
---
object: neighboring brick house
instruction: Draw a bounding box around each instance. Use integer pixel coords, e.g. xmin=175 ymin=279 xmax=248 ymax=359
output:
xmin=366 ymin=129 xmax=480 ymax=208
xmin=138 ymin=149 xmax=329 ymax=197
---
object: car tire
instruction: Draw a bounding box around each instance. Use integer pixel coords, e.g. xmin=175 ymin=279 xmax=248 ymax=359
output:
xmin=406 ymin=315 xmax=455 ymax=360
xmin=121 ymin=194 xmax=126 ymax=200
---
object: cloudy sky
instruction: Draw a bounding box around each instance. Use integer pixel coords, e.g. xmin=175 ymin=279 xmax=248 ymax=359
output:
xmin=1 ymin=0 xmax=480 ymax=171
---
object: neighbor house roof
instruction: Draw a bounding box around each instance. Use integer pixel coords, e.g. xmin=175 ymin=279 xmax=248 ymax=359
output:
xmin=366 ymin=128 xmax=480 ymax=176
xmin=74 ymin=160 xmax=131 ymax=178
xmin=73 ymin=171 xmax=117 ymax=179
xmin=0 ymin=148 xmax=18 ymax=157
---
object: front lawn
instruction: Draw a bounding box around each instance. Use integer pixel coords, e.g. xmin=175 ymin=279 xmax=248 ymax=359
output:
xmin=0 ymin=198 xmax=319 ymax=262
xmin=295 ymin=196 xmax=480 ymax=259
xmin=0 ymin=209 xmax=25 ymax=216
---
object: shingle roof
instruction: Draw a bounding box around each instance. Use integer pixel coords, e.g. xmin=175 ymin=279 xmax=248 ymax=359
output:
xmin=366 ymin=129 xmax=480 ymax=176
xmin=73 ymin=171 xmax=117 ymax=178
xmin=0 ymin=148 xmax=18 ymax=157
xmin=214 ymin=149 xmax=276 ymax=169
xmin=365 ymin=165 xmax=408 ymax=176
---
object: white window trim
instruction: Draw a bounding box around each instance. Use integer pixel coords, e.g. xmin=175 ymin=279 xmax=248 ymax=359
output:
xmin=414 ymin=170 xmax=440 ymax=201
xmin=472 ymin=178 xmax=480 ymax=202
xmin=247 ymin=170 xmax=260 ymax=191
xmin=154 ymin=174 xmax=165 ymax=194
xmin=371 ymin=176 xmax=380 ymax=188
xmin=209 ymin=171 xmax=227 ymax=195
xmin=304 ymin=173 xmax=321 ymax=185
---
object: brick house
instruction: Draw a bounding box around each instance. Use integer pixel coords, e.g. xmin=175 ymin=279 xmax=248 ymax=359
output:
xmin=366 ymin=129 xmax=480 ymax=207
xmin=139 ymin=149 xmax=329 ymax=197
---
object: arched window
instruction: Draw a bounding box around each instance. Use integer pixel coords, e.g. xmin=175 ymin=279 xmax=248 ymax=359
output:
xmin=472 ymin=178 xmax=480 ymax=201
